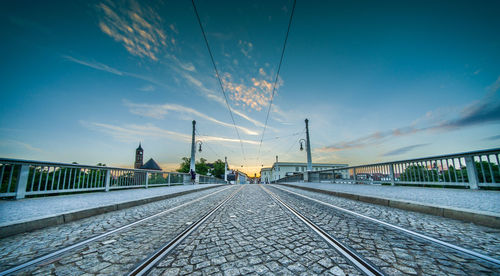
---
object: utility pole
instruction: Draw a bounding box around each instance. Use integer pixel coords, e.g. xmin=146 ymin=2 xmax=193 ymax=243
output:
xmin=224 ymin=156 xmax=228 ymax=182
xmin=305 ymin=119 xmax=312 ymax=172
xmin=190 ymin=120 xmax=196 ymax=174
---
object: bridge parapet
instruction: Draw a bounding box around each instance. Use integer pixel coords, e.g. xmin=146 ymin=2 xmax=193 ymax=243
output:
xmin=0 ymin=158 xmax=225 ymax=199
xmin=275 ymin=148 xmax=500 ymax=189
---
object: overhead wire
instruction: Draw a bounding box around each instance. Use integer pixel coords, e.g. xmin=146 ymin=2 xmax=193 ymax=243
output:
xmin=191 ymin=0 xmax=247 ymax=161
xmin=283 ymin=127 xmax=306 ymax=157
xmin=195 ymin=129 xmax=225 ymax=160
xmin=257 ymin=0 xmax=297 ymax=160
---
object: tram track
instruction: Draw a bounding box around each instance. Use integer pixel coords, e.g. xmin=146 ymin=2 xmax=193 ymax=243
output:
xmin=261 ymin=185 xmax=385 ymax=276
xmin=127 ymin=185 xmax=243 ymax=276
xmin=0 ymin=185 xmax=236 ymax=276
xmin=271 ymin=184 xmax=500 ymax=266
xmin=266 ymin=184 xmax=500 ymax=275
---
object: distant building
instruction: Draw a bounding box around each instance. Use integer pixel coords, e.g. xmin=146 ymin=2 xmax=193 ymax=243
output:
xmin=134 ymin=143 xmax=144 ymax=169
xmin=260 ymin=162 xmax=349 ymax=181
xmin=141 ymin=158 xmax=162 ymax=171
xmin=134 ymin=143 xmax=162 ymax=171
xmin=261 ymin=167 xmax=272 ymax=183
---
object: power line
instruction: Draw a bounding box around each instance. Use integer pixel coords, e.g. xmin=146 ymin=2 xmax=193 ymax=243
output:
xmin=257 ymin=0 xmax=297 ymax=160
xmin=283 ymin=127 xmax=305 ymax=157
xmin=195 ymin=130 xmax=225 ymax=160
xmin=262 ymin=131 xmax=303 ymax=141
xmin=259 ymin=128 xmax=305 ymax=162
xmin=191 ymin=0 xmax=246 ymax=161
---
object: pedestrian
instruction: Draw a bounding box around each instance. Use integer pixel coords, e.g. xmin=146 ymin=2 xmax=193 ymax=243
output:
xmin=190 ymin=169 xmax=196 ymax=184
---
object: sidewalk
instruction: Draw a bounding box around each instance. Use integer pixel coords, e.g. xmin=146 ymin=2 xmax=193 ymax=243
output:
xmin=0 ymin=184 xmax=224 ymax=237
xmin=279 ymin=182 xmax=500 ymax=228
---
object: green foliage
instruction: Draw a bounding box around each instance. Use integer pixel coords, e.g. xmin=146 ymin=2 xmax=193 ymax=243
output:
xmin=399 ymin=161 xmax=500 ymax=183
xmin=196 ymin=158 xmax=209 ymax=176
xmin=176 ymin=157 xmax=226 ymax=178
xmin=177 ymin=157 xmax=191 ymax=173
xmin=211 ymin=159 xmax=226 ymax=179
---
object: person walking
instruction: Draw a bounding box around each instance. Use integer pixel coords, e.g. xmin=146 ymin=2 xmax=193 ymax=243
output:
xmin=190 ymin=169 xmax=196 ymax=184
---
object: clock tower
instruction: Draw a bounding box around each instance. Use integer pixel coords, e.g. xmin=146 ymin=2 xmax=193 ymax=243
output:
xmin=134 ymin=143 xmax=144 ymax=169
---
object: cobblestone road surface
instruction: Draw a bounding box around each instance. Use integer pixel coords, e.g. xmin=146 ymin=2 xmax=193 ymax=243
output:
xmin=273 ymin=184 xmax=500 ymax=259
xmin=1 ymin=186 xmax=235 ymax=274
xmin=2 ymin=184 xmax=500 ymax=275
xmin=269 ymin=185 xmax=500 ymax=275
xmin=149 ymin=184 xmax=362 ymax=276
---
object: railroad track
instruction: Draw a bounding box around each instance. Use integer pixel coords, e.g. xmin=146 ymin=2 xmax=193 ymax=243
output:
xmin=270 ymin=184 xmax=500 ymax=266
xmin=127 ymin=185 xmax=243 ymax=276
xmin=261 ymin=185 xmax=385 ymax=276
xmin=0 ymin=185 xmax=236 ymax=276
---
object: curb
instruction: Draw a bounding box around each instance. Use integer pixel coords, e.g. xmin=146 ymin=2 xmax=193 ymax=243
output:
xmin=278 ymin=183 xmax=500 ymax=229
xmin=0 ymin=184 xmax=225 ymax=238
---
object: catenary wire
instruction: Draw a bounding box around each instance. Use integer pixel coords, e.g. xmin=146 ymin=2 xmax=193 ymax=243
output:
xmin=191 ymin=0 xmax=246 ymax=161
xmin=257 ymin=0 xmax=297 ymax=160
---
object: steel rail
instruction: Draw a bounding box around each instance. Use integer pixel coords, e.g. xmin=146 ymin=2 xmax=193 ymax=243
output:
xmin=0 ymin=186 xmax=235 ymax=276
xmin=260 ymin=185 xmax=385 ymax=276
xmin=127 ymin=185 xmax=244 ymax=276
xmin=271 ymin=184 xmax=500 ymax=266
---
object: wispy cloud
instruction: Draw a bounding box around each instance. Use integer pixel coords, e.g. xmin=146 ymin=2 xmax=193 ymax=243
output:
xmin=63 ymin=55 xmax=172 ymax=90
xmin=96 ymin=0 xmax=172 ymax=61
xmin=81 ymin=121 xmax=258 ymax=145
xmin=171 ymin=68 xmax=269 ymax=129
xmin=319 ymin=79 xmax=500 ymax=152
xmin=382 ymin=144 xmax=430 ymax=157
xmin=138 ymin=84 xmax=155 ymax=92
xmin=238 ymin=40 xmax=253 ymax=58
xmin=221 ymin=69 xmax=283 ymax=111
xmin=63 ymin=55 xmax=124 ymax=75
xmin=123 ymin=100 xmax=259 ymax=135
xmin=0 ymin=139 xmax=44 ymax=153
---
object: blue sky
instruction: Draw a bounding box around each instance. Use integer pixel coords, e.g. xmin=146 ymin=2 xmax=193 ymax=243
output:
xmin=1 ymin=0 xmax=499 ymax=175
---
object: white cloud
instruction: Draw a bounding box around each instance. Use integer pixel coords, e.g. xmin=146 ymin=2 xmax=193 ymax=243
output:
xmin=139 ymin=85 xmax=155 ymax=92
xmin=63 ymin=55 xmax=173 ymax=90
xmin=123 ymin=100 xmax=259 ymax=135
xmin=96 ymin=1 xmax=172 ymax=61
xmin=81 ymin=121 xmax=258 ymax=145
xmin=62 ymin=55 xmax=123 ymax=76
xmin=0 ymin=139 xmax=44 ymax=153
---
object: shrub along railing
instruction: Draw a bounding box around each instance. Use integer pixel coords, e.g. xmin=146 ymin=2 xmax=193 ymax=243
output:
xmin=0 ymin=158 xmax=226 ymax=199
xmin=275 ymin=148 xmax=500 ymax=189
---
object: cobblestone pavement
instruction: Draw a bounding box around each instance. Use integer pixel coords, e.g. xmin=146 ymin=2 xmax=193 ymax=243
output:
xmin=273 ymin=184 xmax=500 ymax=259
xmin=269 ymin=185 xmax=500 ymax=275
xmin=0 ymin=185 xmax=235 ymax=274
xmin=149 ymin=184 xmax=362 ymax=276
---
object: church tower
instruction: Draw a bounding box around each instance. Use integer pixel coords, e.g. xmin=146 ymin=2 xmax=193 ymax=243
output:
xmin=134 ymin=143 xmax=144 ymax=169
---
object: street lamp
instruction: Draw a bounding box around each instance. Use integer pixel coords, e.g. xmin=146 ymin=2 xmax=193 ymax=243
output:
xmin=196 ymin=140 xmax=202 ymax=152
xmin=299 ymin=139 xmax=306 ymax=151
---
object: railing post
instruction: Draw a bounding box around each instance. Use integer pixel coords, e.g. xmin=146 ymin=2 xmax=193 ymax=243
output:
xmin=465 ymin=156 xmax=479 ymax=189
xmin=145 ymin=172 xmax=149 ymax=189
xmin=389 ymin=164 xmax=395 ymax=186
xmin=352 ymin=168 xmax=357 ymax=184
xmin=168 ymin=173 xmax=171 ymax=186
xmin=15 ymin=165 xmax=29 ymax=199
xmin=105 ymin=169 xmax=110 ymax=192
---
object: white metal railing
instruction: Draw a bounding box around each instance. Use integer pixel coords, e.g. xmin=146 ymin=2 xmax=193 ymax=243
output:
xmin=0 ymin=158 xmax=226 ymax=199
xmin=275 ymin=148 xmax=500 ymax=189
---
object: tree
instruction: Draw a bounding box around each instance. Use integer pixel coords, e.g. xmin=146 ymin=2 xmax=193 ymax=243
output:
xmin=177 ymin=157 xmax=191 ymax=173
xmin=196 ymin=158 xmax=209 ymax=175
xmin=177 ymin=157 xmax=210 ymax=176
xmin=211 ymin=159 xmax=226 ymax=179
